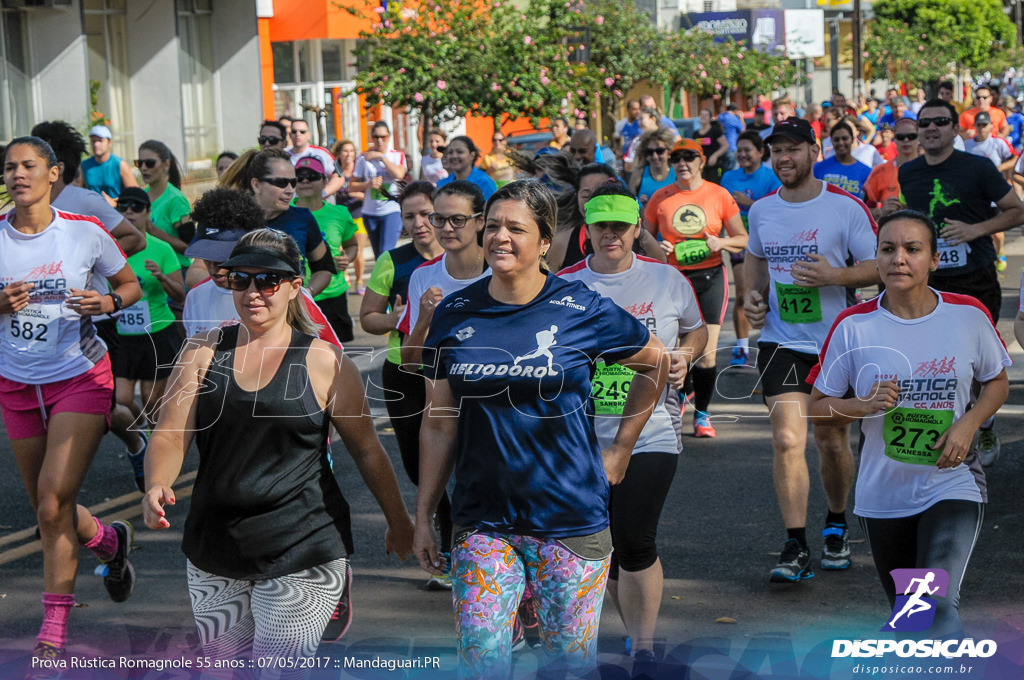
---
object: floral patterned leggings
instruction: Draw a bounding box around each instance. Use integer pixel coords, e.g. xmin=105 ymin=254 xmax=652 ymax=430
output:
xmin=451 ymin=532 xmax=610 ymax=679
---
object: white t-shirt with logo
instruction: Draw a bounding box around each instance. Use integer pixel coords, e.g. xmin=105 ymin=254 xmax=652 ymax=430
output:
xmin=354 ymin=150 xmax=407 ymax=217
xmin=182 ymin=278 xmax=342 ymax=348
xmin=559 ymin=254 xmax=703 ymax=454
xmin=397 ymin=254 xmax=489 ymax=335
xmin=747 ymin=182 xmax=877 ymax=351
xmin=811 ymin=291 xmax=1009 ymax=518
xmin=0 ymin=209 xmax=127 ymax=383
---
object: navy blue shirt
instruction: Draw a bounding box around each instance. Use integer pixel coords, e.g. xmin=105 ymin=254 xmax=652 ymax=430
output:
xmin=266 ymin=206 xmax=326 ymax=263
xmin=424 ymin=274 xmax=650 ymax=537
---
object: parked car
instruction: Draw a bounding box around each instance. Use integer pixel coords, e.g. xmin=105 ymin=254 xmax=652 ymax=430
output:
xmin=505 ymin=128 xmax=614 ymax=163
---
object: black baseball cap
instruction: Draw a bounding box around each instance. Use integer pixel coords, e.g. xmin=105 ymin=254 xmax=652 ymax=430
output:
xmin=117 ymin=187 xmax=151 ymax=207
xmin=766 ymin=117 xmax=817 ymax=146
xmin=221 ymin=245 xmax=300 ymax=276
xmin=184 ymin=224 xmax=250 ymax=263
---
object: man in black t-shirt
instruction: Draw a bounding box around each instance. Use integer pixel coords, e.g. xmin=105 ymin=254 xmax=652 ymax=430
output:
xmin=899 ymin=98 xmax=1024 ymax=467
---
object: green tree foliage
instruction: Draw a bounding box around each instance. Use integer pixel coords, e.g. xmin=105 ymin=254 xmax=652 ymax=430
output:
xmin=865 ymin=0 xmax=1021 ymax=83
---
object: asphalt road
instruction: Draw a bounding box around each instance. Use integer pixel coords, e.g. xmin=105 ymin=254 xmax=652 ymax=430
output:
xmin=2 ymin=237 xmax=1024 ymax=680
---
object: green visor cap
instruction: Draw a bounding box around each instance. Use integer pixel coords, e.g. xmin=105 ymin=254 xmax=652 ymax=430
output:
xmin=585 ymin=194 xmax=640 ymax=225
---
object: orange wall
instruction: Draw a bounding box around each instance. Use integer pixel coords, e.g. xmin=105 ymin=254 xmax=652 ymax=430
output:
xmin=269 ymin=0 xmax=376 ymax=42
xmin=258 ymin=17 xmax=275 ymax=120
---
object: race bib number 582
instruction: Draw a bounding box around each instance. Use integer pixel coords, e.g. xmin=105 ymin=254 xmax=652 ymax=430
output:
xmin=6 ymin=303 xmax=61 ymax=355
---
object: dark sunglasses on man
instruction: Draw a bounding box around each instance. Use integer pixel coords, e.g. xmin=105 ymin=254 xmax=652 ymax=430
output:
xmin=258 ymin=135 xmax=283 ymax=146
xmin=669 ymin=150 xmax=701 ymax=164
xmin=917 ymin=117 xmax=954 ymax=129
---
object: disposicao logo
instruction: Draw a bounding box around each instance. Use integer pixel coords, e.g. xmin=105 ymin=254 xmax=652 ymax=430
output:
xmin=831 ymin=568 xmax=998 ymax=659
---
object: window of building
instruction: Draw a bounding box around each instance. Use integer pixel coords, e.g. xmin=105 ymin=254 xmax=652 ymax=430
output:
xmin=178 ymin=0 xmax=217 ymax=160
xmin=273 ymin=41 xmax=295 ymax=84
xmin=0 ymin=9 xmax=30 ymax=141
xmin=83 ymin=0 xmax=134 ymax=157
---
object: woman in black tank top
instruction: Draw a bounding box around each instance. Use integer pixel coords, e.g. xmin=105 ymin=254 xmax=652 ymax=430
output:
xmin=141 ymin=229 xmax=414 ymax=666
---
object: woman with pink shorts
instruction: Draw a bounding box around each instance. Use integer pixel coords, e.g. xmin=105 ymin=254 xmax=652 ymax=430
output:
xmin=0 ymin=136 xmax=142 ymax=677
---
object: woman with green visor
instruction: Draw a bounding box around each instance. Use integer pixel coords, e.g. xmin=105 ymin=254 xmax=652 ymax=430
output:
xmin=559 ymin=182 xmax=708 ymax=670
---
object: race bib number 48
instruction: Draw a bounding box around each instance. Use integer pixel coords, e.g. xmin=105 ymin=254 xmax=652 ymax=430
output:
xmin=883 ymin=407 xmax=953 ymax=465
xmin=936 ymin=237 xmax=967 ymax=270
xmin=775 ymin=282 xmax=822 ymax=324
xmin=6 ymin=303 xmax=61 ymax=355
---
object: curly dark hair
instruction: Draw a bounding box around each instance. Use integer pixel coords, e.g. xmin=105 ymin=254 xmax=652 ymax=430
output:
xmin=190 ymin=187 xmax=264 ymax=233
xmin=30 ymin=121 xmax=85 ymax=185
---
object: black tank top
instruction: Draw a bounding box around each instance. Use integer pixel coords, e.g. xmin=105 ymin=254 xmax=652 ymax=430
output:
xmin=561 ymin=222 xmax=587 ymax=269
xmin=183 ymin=326 xmax=353 ymax=580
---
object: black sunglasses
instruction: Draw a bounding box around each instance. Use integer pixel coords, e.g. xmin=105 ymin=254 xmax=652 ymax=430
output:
xmin=258 ymin=135 xmax=283 ymax=146
xmin=291 ymin=129 xmax=309 ymax=136
xmin=669 ymin=151 xmax=701 ymax=164
xmin=134 ymin=158 xmax=158 ymax=169
xmin=116 ymin=200 xmax=148 ymax=213
xmin=917 ymin=117 xmax=954 ymax=129
xmin=894 ymin=133 xmax=919 ymax=141
xmin=260 ymin=176 xmax=298 ymax=189
xmin=296 ymin=171 xmax=324 ymax=182
xmin=645 ymin=148 xmax=668 ymax=157
xmin=226 ymin=271 xmax=290 ymax=294
xmin=428 ymin=212 xmax=481 ymax=229
xmin=372 ymin=134 xmax=389 ymax=140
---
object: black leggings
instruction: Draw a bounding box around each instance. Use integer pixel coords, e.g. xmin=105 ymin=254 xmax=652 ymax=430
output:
xmin=859 ymin=500 xmax=984 ymax=638
xmin=609 ymin=452 xmax=678 ymax=579
xmin=381 ymin=360 xmax=452 ymax=549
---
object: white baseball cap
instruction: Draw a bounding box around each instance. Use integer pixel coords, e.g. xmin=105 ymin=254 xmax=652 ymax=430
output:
xmin=89 ymin=125 xmax=112 ymax=139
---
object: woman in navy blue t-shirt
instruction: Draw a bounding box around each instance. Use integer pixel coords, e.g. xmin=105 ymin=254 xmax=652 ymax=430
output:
xmin=414 ymin=180 xmax=668 ymax=679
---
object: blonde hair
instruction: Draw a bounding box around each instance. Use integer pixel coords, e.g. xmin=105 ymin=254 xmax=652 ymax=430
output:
xmin=232 ymin=229 xmax=322 ymax=336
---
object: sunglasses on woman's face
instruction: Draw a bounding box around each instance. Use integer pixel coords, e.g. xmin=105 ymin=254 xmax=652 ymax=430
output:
xmin=134 ymin=158 xmax=158 ymax=169
xmin=226 ymin=271 xmax=290 ymax=294
xmin=260 ymin=176 xmax=298 ymax=189
xmin=116 ymin=200 xmax=148 ymax=213
xmin=645 ymin=148 xmax=668 ymax=157
xmin=296 ymin=171 xmax=323 ymax=183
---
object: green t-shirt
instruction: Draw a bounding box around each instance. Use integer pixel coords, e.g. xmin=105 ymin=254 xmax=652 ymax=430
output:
xmin=366 ymin=251 xmax=402 ymax=364
xmin=148 ymin=184 xmax=192 ymax=268
xmin=301 ymin=202 xmax=358 ymax=301
xmin=119 ymin=234 xmax=180 ymax=335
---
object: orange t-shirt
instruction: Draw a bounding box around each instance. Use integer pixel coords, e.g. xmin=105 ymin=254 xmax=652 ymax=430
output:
xmin=864 ymin=160 xmax=900 ymax=209
xmin=959 ymin=107 xmax=1007 ymax=136
xmin=644 ymin=182 xmax=740 ymax=271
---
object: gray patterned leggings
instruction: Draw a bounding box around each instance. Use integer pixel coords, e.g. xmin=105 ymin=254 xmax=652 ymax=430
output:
xmin=186 ymin=558 xmax=347 ymax=678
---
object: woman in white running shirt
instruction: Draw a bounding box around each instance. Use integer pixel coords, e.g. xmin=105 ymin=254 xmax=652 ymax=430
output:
xmin=559 ymin=182 xmax=707 ymax=666
xmin=810 ymin=210 xmax=1009 ymax=637
xmin=0 ymin=137 xmax=141 ymax=672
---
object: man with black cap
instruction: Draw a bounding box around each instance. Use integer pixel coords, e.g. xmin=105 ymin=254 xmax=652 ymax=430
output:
xmin=743 ymin=117 xmax=880 ymax=584
xmin=965 ymin=111 xmax=1017 ymax=174
xmin=899 ymin=99 xmax=1024 ymax=467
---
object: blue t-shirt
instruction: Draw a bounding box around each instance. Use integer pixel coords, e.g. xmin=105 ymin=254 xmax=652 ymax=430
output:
xmin=878 ymin=110 xmax=917 ymax=126
xmin=81 ymin=155 xmax=126 ymax=198
xmin=436 ymin=167 xmax=497 ymax=202
xmin=860 ymin=110 xmax=881 ymax=125
xmin=424 ymin=274 xmax=650 ymax=538
xmin=265 ymin=206 xmax=326 ymax=264
xmin=721 ymin=165 xmax=782 ymax=224
xmin=1007 ymin=112 xmax=1024 ymax=149
xmin=813 ymin=156 xmax=873 ymax=200
xmin=718 ymin=112 xmax=745 ymax=151
xmin=638 ymin=167 xmax=676 ymax=209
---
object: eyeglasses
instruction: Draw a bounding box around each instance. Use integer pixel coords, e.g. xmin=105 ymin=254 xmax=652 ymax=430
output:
xmin=428 ymin=212 xmax=482 ymax=229
xmin=669 ymin=150 xmax=701 ymax=164
xmin=645 ymin=148 xmax=668 ymax=157
xmin=116 ymin=200 xmax=148 ymax=213
xmin=134 ymin=158 xmax=158 ymax=169
xmin=894 ymin=133 xmax=919 ymax=141
xmin=258 ymin=135 xmax=283 ymax=146
xmin=260 ymin=176 xmax=298 ymax=189
xmin=917 ymin=117 xmax=954 ymax=129
xmin=226 ymin=271 xmax=290 ymax=294
xmin=372 ymin=134 xmax=389 ymax=140
xmin=296 ymin=171 xmax=323 ymax=183
xmin=291 ymin=129 xmax=309 ymax=136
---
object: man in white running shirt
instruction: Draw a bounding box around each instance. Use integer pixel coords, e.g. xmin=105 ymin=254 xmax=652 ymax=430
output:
xmin=743 ymin=117 xmax=880 ymax=584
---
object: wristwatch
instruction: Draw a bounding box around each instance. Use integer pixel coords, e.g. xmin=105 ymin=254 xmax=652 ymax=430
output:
xmin=107 ymin=293 xmax=124 ymax=312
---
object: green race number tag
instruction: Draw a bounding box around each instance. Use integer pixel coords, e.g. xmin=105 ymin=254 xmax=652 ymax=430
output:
xmin=775 ymin=281 xmax=822 ymax=324
xmin=883 ymin=407 xmax=953 ymax=465
xmin=592 ymin=361 xmax=636 ymax=415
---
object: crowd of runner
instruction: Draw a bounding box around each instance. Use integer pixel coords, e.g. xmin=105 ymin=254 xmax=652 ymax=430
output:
xmin=1 ymin=77 xmax=1022 ymax=679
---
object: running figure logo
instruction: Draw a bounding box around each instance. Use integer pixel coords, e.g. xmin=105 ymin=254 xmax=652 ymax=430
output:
xmin=882 ymin=568 xmax=950 ymax=632
xmin=514 ymin=324 xmax=559 ymax=373
xmin=928 ymin=179 xmax=960 ymax=228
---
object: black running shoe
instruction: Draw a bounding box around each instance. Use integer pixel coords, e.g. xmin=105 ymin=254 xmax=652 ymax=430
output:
xmin=321 ymin=566 xmax=353 ymax=642
xmin=821 ymin=524 xmax=851 ymax=570
xmin=769 ymin=538 xmax=814 ymax=583
xmin=102 ymin=520 xmax=136 ymax=603
xmin=25 ymin=641 xmax=66 ymax=680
